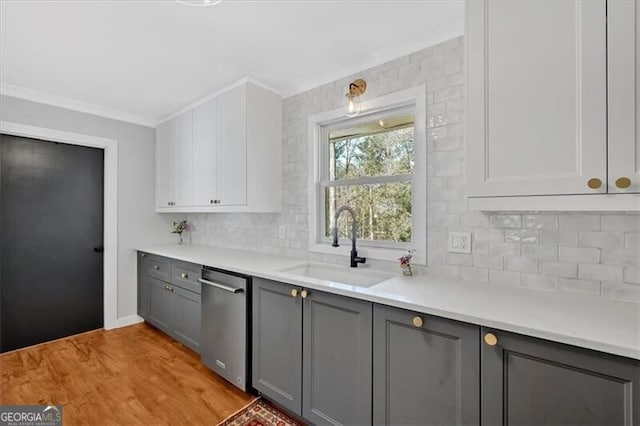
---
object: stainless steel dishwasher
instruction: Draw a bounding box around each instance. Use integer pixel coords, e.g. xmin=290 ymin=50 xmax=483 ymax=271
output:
xmin=199 ymin=267 xmax=250 ymax=391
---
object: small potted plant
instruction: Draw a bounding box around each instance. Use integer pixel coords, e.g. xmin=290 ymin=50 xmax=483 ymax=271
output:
xmin=172 ymin=220 xmax=189 ymax=244
xmin=399 ymin=249 xmax=415 ymax=277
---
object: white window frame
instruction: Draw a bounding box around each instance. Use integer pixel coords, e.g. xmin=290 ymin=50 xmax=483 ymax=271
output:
xmin=308 ymin=85 xmax=427 ymax=265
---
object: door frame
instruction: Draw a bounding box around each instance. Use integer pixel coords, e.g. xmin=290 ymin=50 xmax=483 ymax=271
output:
xmin=0 ymin=120 xmax=118 ymax=330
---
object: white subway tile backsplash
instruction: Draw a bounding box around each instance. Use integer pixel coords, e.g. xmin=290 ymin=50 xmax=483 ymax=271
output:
xmin=580 ymin=232 xmax=625 ymax=249
xmin=522 ymin=274 xmax=558 ymax=291
xmin=578 ymin=264 xmax=624 ymax=282
xmin=540 ymin=262 xmax=578 ymax=279
xmin=490 ymin=214 xmax=522 ymax=229
xmin=601 ymin=281 xmax=640 ymax=303
xmin=187 ymin=36 xmax=639 ymax=303
xmin=559 ymin=215 xmax=601 ymax=231
xmin=558 ymin=247 xmax=600 ymax=264
xmin=523 ymin=214 xmax=558 ymax=230
xmin=558 ymin=278 xmax=601 ymax=296
xmin=602 ymin=215 xmax=640 ymax=232
xmin=505 ymin=229 xmax=539 ymax=244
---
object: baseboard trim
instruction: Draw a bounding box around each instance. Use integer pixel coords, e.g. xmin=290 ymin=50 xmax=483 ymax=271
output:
xmin=115 ymin=315 xmax=144 ymax=329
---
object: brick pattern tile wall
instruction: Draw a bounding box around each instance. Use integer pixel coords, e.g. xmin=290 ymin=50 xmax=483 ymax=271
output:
xmin=185 ymin=36 xmax=640 ymax=303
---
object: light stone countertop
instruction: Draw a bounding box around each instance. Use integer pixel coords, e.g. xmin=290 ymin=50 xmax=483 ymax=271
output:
xmin=137 ymin=243 xmax=640 ymax=360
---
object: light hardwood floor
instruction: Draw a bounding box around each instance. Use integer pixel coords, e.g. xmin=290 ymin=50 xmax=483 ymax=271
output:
xmin=0 ymin=323 xmax=254 ymax=425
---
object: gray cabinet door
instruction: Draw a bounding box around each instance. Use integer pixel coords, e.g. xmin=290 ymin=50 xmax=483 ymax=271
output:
xmin=303 ymin=290 xmax=372 ymax=426
xmin=373 ymin=304 xmax=480 ymax=426
xmin=252 ymin=277 xmax=302 ymax=415
xmin=147 ymin=277 xmax=172 ymax=334
xmin=171 ymin=286 xmax=201 ymax=353
xmin=137 ymin=252 xmax=148 ymax=319
xmin=482 ymin=327 xmax=640 ymax=426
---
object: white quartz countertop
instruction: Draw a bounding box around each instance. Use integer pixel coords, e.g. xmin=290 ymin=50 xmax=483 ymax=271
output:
xmin=137 ymin=243 xmax=640 ymax=360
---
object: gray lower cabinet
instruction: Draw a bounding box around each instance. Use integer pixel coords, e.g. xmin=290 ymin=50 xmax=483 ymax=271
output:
xmin=252 ymin=277 xmax=302 ymax=414
xmin=303 ymin=290 xmax=372 ymax=426
xmin=171 ymin=286 xmax=201 ymax=352
xmin=138 ymin=252 xmax=201 ymax=353
xmin=252 ymin=278 xmax=373 ymax=425
xmin=373 ymin=304 xmax=480 ymax=426
xmin=481 ymin=327 xmax=640 ymax=426
xmin=147 ymin=276 xmax=173 ymax=334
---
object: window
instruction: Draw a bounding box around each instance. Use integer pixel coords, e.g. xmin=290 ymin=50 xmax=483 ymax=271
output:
xmin=322 ymin=112 xmax=415 ymax=247
xmin=308 ymin=86 xmax=427 ymax=264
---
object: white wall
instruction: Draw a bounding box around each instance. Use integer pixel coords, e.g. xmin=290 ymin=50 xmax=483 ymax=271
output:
xmin=0 ymin=94 xmax=173 ymax=320
xmin=186 ymin=36 xmax=639 ymax=303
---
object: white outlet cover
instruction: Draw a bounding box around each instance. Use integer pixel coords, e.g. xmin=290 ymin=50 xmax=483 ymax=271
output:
xmin=449 ymin=231 xmax=472 ymax=254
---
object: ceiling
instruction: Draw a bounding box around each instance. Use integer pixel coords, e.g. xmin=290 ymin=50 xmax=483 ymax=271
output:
xmin=0 ymin=0 xmax=464 ymax=126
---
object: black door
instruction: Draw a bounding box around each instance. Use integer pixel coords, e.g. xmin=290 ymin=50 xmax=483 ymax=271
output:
xmin=0 ymin=134 xmax=104 ymax=352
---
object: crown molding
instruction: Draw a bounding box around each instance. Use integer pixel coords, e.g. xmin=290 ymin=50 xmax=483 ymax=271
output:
xmin=0 ymin=83 xmax=157 ymax=128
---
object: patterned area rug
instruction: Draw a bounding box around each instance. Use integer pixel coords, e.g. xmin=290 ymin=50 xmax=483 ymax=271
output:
xmin=218 ymin=397 xmax=305 ymax=426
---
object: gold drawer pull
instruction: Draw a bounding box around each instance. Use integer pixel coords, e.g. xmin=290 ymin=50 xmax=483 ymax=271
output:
xmin=412 ymin=316 xmax=423 ymax=328
xmin=291 ymin=289 xmax=298 ymax=298
xmin=153 ymin=265 xmax=160 ymax=270
xmin=587 ymin=178 xmax=602 ymax=189
xmin=615 ymin=177 xmax=631 ymax=189
xmin=484 ymin=333 xmax=498 ymax=346
xmin=300 ymin=290 xmax=309 ymax=299
xmin=181 ymin=272 xmax=188 ymax=279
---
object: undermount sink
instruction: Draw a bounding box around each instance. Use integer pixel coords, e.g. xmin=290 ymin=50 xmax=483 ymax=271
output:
xmin=278 ymin=263 xmax=394 ymax=288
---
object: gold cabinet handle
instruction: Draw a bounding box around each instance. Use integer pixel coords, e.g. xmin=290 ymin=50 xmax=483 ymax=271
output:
xmin=300 ymin=290 xmax=309 ymax=299
xmin=169 ymin=286 xmax=174 ymax=292
xmin=164 ymin=285 xmax=169 ymax=290
xmin=153 ymin=265 xmax=160 ymax=270
xmin=484 ymin=333 xmax=498 ymax=346
xmin=291 ymin=289 xmax=298 ymax=298
xmin=587 ymin=178 xmax=603 ymax=189
xmin=141 ymin=253 xmax=146 ymax=257
xmin=181 ymin=272 xmax=188 ymax=279
xmin=615 ymin=177 xmax=632 ymax=189
xmin=412 ymin=316 xmax=423 ymax=328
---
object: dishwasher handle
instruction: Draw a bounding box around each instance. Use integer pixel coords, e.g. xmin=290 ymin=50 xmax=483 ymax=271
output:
xmin=198 ymin=278 xmax=244 ymax=294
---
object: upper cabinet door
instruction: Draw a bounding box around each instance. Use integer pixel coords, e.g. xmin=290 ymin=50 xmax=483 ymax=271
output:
xmin=156 ymin=120 xmax=175 ymax=208
xmin=171 ymin=111 xmax=194 ymax=207
xmin=192 ymin=99 xmax=218 ymax=206
xmin=466 ymin=0 xmax=607 ymax=197
xmin=217 ymin=85 xmax=247 ymax=206
xmin=608 ymin=0 xmax=640 ymax=194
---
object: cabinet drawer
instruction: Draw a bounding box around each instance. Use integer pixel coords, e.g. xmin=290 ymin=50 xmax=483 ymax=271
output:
xmin=142 ymin=253 xmax=170 ymax=281
xmin=171 ymin=260 xmax=202 ymax=294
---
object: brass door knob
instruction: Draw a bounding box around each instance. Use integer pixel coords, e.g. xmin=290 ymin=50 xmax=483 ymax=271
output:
xmin=484 ymin=333 xmax=498 ymax=346
xmin=300 ymin=290 xmax=309 ymax=299
xmin=154 ymin=265 xmax=160 ymax=270
xmin=291 ymin=289 xmax=298 ymax=298
xmin=412 ymin=316 xmax=423 ymax=328
xmin=615 ymin=177 xmax=631 ymax=189
xmin=587 ymin=178 xmax=602 ymax=189
xmin=181 ymin=273 xmax=188 ymax=279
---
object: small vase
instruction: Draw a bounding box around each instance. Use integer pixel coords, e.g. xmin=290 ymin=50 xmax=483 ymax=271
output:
xmin=401 ymin=264 xmax=413 ymax=277
xmin=178 ymin=233 xmax=183 ymax=245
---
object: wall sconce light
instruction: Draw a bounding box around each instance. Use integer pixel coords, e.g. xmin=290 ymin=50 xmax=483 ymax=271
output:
xmin=345 ymin=78 xmax=367 ymax=117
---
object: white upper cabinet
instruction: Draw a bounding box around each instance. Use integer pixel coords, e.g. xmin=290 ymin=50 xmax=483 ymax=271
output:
xmin=155 ymin=79 xmax=282 ymax=213
xmin=216 ymin=84 xmax=247 ymax=206
xmin=608 ymin=0 xmax=640 ymax=194
xmin=192 ymin=98 xmax=218 ymax=206
xmin=466 ymin=0 xmax=639 ymax=210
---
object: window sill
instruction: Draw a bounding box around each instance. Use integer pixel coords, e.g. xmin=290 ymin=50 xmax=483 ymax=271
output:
xmin=309 ymin=243 xmax=425 ymax=266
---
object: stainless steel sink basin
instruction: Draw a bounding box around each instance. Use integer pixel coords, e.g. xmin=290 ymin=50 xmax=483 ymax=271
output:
xmin=278 ymin=263 xmax=394 ymax=288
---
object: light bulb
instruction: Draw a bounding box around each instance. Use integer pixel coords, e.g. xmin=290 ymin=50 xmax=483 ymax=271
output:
xmin=346 ymin=96 xmax=360 ymax=117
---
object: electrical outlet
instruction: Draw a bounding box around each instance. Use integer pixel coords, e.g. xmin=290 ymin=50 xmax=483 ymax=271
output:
xmin=448 ymin=231 xmax=471 ymax=254
xmin=278 ymin=225 xmax=286 ymax=240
